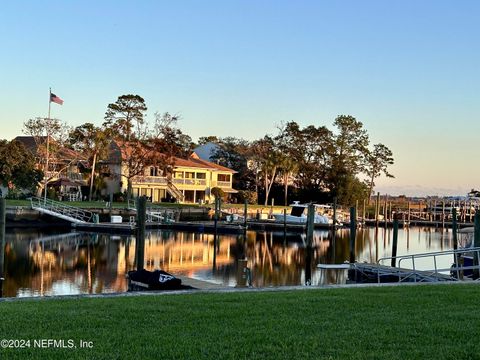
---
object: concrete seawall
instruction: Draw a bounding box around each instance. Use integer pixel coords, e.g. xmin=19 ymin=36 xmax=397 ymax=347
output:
xmin=5 ymin=206 xmax=211 ymax=227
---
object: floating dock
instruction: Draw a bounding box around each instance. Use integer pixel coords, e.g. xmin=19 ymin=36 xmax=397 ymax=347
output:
xmin=72 ymin=222 xmax=137 ymax=234
xmin=71 ymin=219 xmax=342 ymax=235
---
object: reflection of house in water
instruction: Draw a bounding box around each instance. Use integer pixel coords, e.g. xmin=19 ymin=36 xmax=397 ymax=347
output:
xmin=244 ymin=231 xmax=332 ymax=287
xmin=5 ymin=232 xmax=126 ymax=297
xmin=116 ymin=232 xmax=234 ymax=276
xmin=4 ymin=228 xmax=359 ymax=297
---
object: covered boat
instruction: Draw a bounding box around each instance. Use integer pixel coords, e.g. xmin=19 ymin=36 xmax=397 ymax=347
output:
xmin=272 ymin=202 xmax=334 ymax=225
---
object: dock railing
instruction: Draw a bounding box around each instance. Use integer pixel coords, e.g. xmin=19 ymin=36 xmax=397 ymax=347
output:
xmin=30 ymin=197 xmax=96 ymax=224
xmin=127 ymin=199 xmax=175 ymax=223
xmin=377 ymin=247 xmax=480 ymax=283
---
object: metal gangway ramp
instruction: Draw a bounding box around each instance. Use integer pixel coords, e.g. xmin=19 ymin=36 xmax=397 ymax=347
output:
xmin=30 ymin=197 xmax=97 ymax=224
xmin=373 ymin=247 xmax=480 ymax=283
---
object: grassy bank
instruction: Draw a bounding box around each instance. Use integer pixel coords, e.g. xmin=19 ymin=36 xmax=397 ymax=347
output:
xmin=0 ymin=284 xmax=479 ymax=359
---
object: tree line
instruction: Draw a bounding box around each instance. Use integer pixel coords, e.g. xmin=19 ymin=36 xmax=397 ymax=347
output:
xmin=0 ymin=94 xmax=393 ymax=205
xmin=204 ymin=116 xmax=393 ymax=206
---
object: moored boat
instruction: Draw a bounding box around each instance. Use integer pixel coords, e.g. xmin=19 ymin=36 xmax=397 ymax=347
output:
xmin=272 ymin=202 xmax=338 ymax=225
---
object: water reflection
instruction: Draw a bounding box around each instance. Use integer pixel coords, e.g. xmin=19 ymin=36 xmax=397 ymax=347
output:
xmin=2 ymin=226 xmax=456 ymax=297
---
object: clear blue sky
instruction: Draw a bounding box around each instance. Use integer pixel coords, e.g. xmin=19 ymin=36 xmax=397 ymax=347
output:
xmin=1 ymin=0 xmax=479 ymax=196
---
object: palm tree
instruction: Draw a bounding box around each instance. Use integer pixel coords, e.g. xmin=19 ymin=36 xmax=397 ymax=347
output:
xmin=279 ymin=156 xmax=298 ymax=206
xmin=68 ymin=123 xmax=109 ymax=201
xmin=251 ymin=136 xmax=282 ymax=206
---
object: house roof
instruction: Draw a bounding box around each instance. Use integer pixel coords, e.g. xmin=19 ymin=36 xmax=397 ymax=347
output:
xmin=173 ymin=156 xmax=237 ymax=173
xmin=111 ymin=140 xmax=236 ymax=173
xmin=14 ymin=136 xmax=87 ymax=162
xmin=13 ymin=136 xmax=38 ymax=151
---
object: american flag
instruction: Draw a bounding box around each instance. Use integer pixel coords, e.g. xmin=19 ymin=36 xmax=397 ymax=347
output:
xmin=50 ymin=93 xmax=64 ymax=105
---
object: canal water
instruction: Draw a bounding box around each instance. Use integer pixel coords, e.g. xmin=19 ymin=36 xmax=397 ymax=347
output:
xmin=1 ymin=226 xmax=457 ymax=297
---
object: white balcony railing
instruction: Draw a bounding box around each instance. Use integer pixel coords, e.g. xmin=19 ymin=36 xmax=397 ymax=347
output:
xmin=132 ymin=176 xmax=168 ymax=185
xmin=212 ymin=181 xmax=231 ymax=188
xmin=45 ymin=171 xmax=85 ymax=182
xmin=173 ymin=179 xmax=207 ymax=187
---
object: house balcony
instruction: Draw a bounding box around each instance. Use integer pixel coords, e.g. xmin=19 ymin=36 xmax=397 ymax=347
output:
xmin=45 ymin=171 xmax=86 ymax=183
xmin=132 ymin=176 xmax=168 ymax=185
xmin=173 ymin=179 xmax=207 ymax=188
xmin=211 ymin=181 xmax=232 ymax=188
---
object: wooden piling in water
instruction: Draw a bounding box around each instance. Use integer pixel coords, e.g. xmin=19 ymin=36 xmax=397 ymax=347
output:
xmin=375 ymin=192 xmax=380 ymax=227
xmin=333 ymin=197 xmax=337 ymax=227
xmin=388 ymin=201 xmax=392 ymax=223
xmin=109 ymin=192 xmax=113 ymax=218
xmin=407 ymin=201 xmax=411 ymax=225
xmin=135 ymin=196 xmax=147 ymax=271
xmin=391 ymin=217 xmax=399 ymax=268
xmin=442 ymin=199 xmax=445 ymax=229
xmin=362 ymin=198 xmax=366 ymax=225
xmin=452 ymin=208 xmax=459 ymax=271
xmin=473 ymin=211 xmax=480 ymax=280
xmin=349 ymin=207 xmax=356 ymax=263
xmin=452 ymin=208 xmax=458 ymax=250
xmin=384 ymin=196 xmax=388 ymax=227
xmin=0 ymin=198 xmax=5 ymax=297
xmin=243 ymin=200 xmax=248 ymax=229
xmin=214 ymin=196 xmax=219 ymax=242
xmin=306 ymin=204 xmax=315 ymax=247
xmin=469 ymin=201 xmax=473 ymax=223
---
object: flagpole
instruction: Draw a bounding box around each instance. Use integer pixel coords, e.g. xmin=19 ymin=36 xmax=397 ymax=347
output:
xmin=44 ymin=88 xmax=51 ymax=204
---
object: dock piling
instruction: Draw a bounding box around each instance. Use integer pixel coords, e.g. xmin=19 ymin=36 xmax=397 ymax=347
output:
xmin=442 ymin=199 xmax=445 ymax=229
xmin=333 ymin=197 xmax=337 ymax=228
xmin=0 ymin=198 xmax=5 ymax=297
xmin=474 ymin=211 xmax=480 ymax=279
xmin=244 ymin=200 xmax=248 ymax=229
xmin=109 ymin=192 xmax=113 ymax=218
xmin=362 ymin=198 xmax=366 ymax=225
xmin=306 ymin=204 xmax=315 ymax=247
xmin=391 ymin=217 xmax=399 ymax=267
xmin=135 ymin=196 xmax=146 ymax=271
xmin=407 ymin=201 xmax=411 ymax=226
xmin=349 ymin=207 xmax=356 ymax=263
xmin=452 ymin=208 xmax=459 ymax=275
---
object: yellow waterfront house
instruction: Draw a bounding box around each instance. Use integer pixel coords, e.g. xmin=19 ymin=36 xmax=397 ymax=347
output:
xmin=105 ymin=141 xmax=237 ymax=204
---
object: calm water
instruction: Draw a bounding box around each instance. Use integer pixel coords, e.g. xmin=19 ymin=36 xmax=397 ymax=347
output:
xmin=0 ymin=226 xmax=457 ymax=297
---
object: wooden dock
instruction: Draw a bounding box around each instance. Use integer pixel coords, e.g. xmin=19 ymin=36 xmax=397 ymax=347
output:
xmin=72 ymin=222 xmax=136 ymax=233
xmin=71 ymin=219 xmax=342 ymax=235
xmin=363 ymin=219 xmax=474 ymax=228
xmin=176 ymin=275 xmax=227 ymax=290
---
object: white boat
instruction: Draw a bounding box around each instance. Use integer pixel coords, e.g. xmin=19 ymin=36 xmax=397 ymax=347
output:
xmin=272 ymin=202 xmax=335 ymax=225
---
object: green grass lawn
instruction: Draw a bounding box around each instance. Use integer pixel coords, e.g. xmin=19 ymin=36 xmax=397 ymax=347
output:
xmin=0 ymin=284 xmax=479 ymax=359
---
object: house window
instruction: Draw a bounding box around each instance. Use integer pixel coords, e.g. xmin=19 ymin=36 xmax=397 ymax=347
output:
xmin=149 ymin=167 xmax=159 ymax=176
xmin=217 ymin=174 xmax=230 ymax=182
xmin=196 ymin=173 xmax=206 ymax=179
xmin=174 ymin=172 xmax=183 ymax=179
xmin=185 ymin=172 xmax=195 ymax=179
